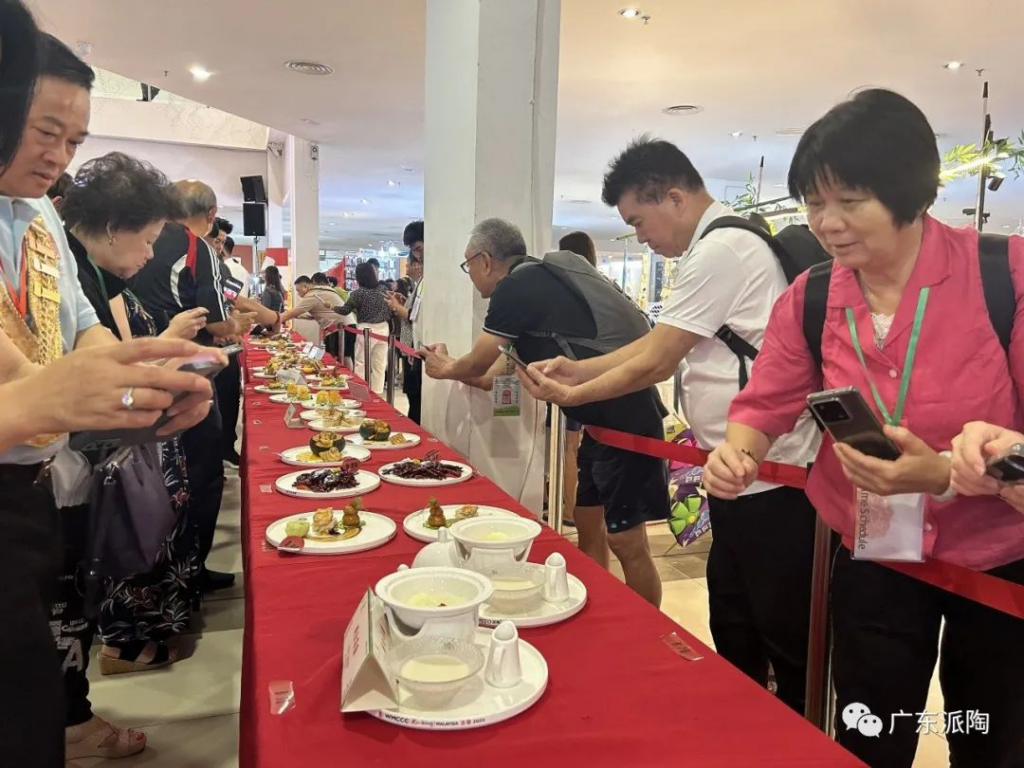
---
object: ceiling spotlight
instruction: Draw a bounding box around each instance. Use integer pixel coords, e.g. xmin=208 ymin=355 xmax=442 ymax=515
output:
xmin=387 ymin=180 xmax=399 ymax=187
xmin=730 ymin=131 xmax=743 ymax=138
xmin=662 ymin=104 xmax=704 ymax=116
xmin=283 ymin=60 xmax=334 ymax=76
xmin=359 ymin=198 xmax=370 ymax=205
xmin=944 ymin=61 xmax=964 ymax=71
xmin=619 ymin=8 xmax=641 ymax=17
xmin=328 ymin=222 xmax=336 ymax=226
xmin=189 ymin=65 xmax=212 ymax=81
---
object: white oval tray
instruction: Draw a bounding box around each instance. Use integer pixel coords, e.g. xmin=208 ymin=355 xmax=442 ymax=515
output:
xmin=479 ymin=574 xmax=588 ymax=629
xmin=278 ymin=444 xmax=371 ymax=466
xmin=379 ymin=460 xmax=473 ymax=488
xmin=367 ymin=629 xmax=547 ymax=730
xmin=265 ymin=511 xmax=395 ymax=555
xmin=403 ymin=504 xmax=518 ymax=544
xmin=274 ymin=469 xmax=380 ymax=499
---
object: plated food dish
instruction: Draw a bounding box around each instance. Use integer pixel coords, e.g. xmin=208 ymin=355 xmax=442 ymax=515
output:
xmin=349 ymin=432 xmax=421 ymax=450
xmin=270 ymin=394 xmax=317 ymax=407
xmin=315 ymin=393 xmax=361 ymax=410
xmin=380 ymin=451 xmax=473 ymax=487
xmin=300 ymin=408 xmax=365 ymax=422
xmin=309 ymin=410 xmax=365 ymax=432
xmin=279 ymin=442 xmax=371 ymax=466
xmin=310 ymin=374 xmax=348 ymax=390
xmin=403 ymin=502 xmax=518 ymax=543
xmin=265 ymin=500 xmax=396 ymax=555
xmin=275 ymin=463 xmax=381 ymax=499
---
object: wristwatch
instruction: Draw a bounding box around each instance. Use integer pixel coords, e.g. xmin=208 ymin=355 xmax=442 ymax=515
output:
xmin=931 ymin=450 xmax=956 ymax=503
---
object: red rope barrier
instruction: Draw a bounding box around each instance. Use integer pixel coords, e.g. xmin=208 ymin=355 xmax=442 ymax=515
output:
xmin=586 ymin=424 xmax=1024 ymax=620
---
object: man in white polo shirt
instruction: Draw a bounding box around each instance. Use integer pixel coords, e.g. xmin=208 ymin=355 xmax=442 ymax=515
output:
xmin=519 ymin=136 xmax=820 ymax=714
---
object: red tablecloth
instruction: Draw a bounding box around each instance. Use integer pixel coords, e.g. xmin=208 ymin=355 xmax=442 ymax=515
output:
xmin=238 ymin=342 xmax=864 ymax=767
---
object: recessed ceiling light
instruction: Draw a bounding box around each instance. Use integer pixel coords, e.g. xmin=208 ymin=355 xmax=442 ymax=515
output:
xmin=360 ymin=198 xmax=370 ymax=205
xmin=328 ymin=222 xmax=336 ymax=226
xmin=944 ymin=61 xmax=964 ymax=71
xmin=775 ymin=127 xmax=806 ymax=136
xmin=400 ymin=166 xmax=415 ymax=173
xmin=662 ymin=104 xmax=703 ymax=116
xmin=300 ymin=118 xmax=320 ymax=125
xmin=190 ymin=65 xmax=212 ymax=81
xmin=283 ymin=60 xmax=334 ymax=76
xmin=730 ymin=131 xmax=743 ymax=138
xmin=387 ymin=180 xmax=399 ymax=187
xmin=619 ymin=8 xmax=641 ymax=18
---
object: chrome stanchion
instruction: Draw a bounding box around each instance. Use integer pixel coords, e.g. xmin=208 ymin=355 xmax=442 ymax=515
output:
xmin=361 ymin=327 xmax=372 ymax=386
xmin=385 ymin=334 xmax=397 ymax=405
xmin=546 ymin=405 xmax=566 ymax=535
xmin=804 ymin=514 xmax=835 ymax=733
xmin=673 ymin=367 xmax=682 ymax=413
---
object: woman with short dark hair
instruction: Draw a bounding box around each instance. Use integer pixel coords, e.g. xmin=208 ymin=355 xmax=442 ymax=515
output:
xmin=703 ymin=89 xmax=1024 ymax=768
xmin=333 ymin=261 xmax=392 ymax=392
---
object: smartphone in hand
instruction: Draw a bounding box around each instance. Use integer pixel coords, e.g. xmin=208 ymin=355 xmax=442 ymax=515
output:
xmin=806 ymin=386 xmax=901 ymax=461
xmin=986 ymin=443 xmax=1024 ymax=484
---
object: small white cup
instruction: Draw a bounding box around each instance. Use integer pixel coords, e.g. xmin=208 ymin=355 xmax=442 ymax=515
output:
xmin=543 ymin=552 xmax=570 ymax=603
xmin=484 ymin=620 xmax=522 ymax=689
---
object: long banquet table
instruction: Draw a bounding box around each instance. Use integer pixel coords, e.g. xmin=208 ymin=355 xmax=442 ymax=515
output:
xmin=238 ymin=341 xmax=865 ymax=767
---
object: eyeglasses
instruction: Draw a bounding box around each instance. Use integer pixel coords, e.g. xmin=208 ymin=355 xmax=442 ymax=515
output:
xmin=460 ymin=251 xmax=485 ymax=274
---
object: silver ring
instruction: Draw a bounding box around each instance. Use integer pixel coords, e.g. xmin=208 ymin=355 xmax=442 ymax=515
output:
xmin=122 ymin=387 xmax=135 ymax=410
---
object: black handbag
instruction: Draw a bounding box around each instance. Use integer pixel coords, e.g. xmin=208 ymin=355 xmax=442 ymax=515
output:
xmin=82 ymin=443 xmax=177 ymax=613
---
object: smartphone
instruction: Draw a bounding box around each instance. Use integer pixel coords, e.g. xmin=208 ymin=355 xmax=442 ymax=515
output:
xmin=69 ymin=352 xmax=228 ymax=452
xmin=497 ymin=345 xmax=529 ymax=371
xmin=806 ymin=386 xmax=901 ymax=461
xmin=985 ymin=443 xmax=1024 ymax=483
xmin=220 ymin=343 xmax=244 ymax=358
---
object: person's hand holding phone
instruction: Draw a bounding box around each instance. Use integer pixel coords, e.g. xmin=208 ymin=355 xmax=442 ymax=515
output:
xmin=950 ymin=422 xmax=1024 ymax=512
xmin=154 ymin=348 xmax=229 ymax=435
xmin=832 ymin=424 xmax=950 ymax=496
xmin=163 ymin=307 xmax=208 ymax=341
xmin=420 ymin=343 xmax=453 ymax=379
xmin=516 ymin=362 xmax=574 ymax=406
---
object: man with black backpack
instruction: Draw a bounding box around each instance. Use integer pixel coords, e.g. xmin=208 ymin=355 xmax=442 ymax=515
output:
xmin=422 ymin=217 xmax=669 ymax=607
xmin=518 ymin=137 xmax=821 ymax=714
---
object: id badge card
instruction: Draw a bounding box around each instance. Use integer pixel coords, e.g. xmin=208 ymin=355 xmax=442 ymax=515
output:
xmin=852 ymin=489 xmax=925 ymax=562
xmin=492 ymin=374 xmax=521 ymax=417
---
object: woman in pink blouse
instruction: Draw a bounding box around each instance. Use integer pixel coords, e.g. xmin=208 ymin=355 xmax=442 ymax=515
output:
xmin=703 ymin=89 xmax=1024 ymax=768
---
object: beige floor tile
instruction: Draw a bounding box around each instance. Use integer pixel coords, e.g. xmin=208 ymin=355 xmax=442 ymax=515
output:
xmin=664 ymin=551 xmax=708 ymax=580
xmin=659 ymin=579 xmax=715 ymax=650
xmin=913 ymin=732 xmax=950 ymax=767
xmin=189 ymin=596 xmax=245 ymax=635
xmin=71 ymin=713 xmax=239 ymax=768
xmin=86 ymin=629 xmax=243 ymax=729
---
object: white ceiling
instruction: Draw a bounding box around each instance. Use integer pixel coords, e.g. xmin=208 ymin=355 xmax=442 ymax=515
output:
xmin=30 ymin=0 xmax=1024 ymax=251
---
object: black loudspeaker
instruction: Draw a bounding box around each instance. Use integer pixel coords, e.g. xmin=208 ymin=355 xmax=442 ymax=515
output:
xmin=243 ymin=202 xmax=267 ymax=236
xmin=241 ymin=175 xmax=267 ymax=203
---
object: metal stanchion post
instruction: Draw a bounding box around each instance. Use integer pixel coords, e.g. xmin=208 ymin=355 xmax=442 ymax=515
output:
xmin=804 ymin=514 xmax=835 ymax=734
xmin=361 ymin=327 xmax=372 ymax=386
xmin=673 ymin=367 xmax=682 ymax=414
xmin=385 ymin=335 xmax=397 ymax=405
xmin=546 ymin=405 xmax=566 ymax=535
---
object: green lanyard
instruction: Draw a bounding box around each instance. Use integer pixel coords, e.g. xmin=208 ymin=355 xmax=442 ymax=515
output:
xmin=844 ymin=287 xmax=929 ymax=426
xmin=87 ymin=256 xmax=109 ymax=305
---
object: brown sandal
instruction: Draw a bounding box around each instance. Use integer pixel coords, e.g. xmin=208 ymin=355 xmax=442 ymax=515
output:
xmin=97 ymin=640 xmax=179 ymax=675
xmin=65 ymin=715 xmax=146 ymax=760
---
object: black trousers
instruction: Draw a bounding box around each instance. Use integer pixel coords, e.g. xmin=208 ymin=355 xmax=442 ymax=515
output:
xmin=0 ymin=466 xmax=64 ymax=767
xmin=705 ymin=486 xmax=817 ymax=714
xmin=403 ymin=357 xmax=422 ymax=425
xmin=181 ymin=388 xmax=225 ymax=568
xmin=832 ymin=548 xmax=1024 ymax=768
xmin=55 ymin=504 xmax=94 ymax=727
xmin=214 ymin=353 xmax=241 ymax=458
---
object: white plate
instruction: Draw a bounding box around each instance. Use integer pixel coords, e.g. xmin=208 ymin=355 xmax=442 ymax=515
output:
xmin=253 ymin=385 xmax=287 ymax=395
xmin=313 ymin=397 xmax=361 ymax=410
xmin=479 ymin=574 xmax=588 ymax=629
xmin=265 ymin=511 xmax=395 ymax=555
xmin=309 ymin=381 xmax=349 ymax=391
xmin=349 ymin=433 xmax=422 ymax=451
xmin=308 ymin=418 xmax=363 ymax=433
xmin=368 ymin=628 xmax=547 ymax=730
xmin=269 ymin=394 xmax=317 ymax=407
xmin=274 ymin=469 xmax=381 ymax=499
xmin=403 ymin=504 xmax=518 ymax=544
xmin=254 ymin=372 xmax=278 ymax=379
xmin=300 ymin=409 xmax=365 ymax=422
xmin=278 ymin=444 xmax=372 ymax=466
xmin=379 ymin=460 xmax=473 ymax=488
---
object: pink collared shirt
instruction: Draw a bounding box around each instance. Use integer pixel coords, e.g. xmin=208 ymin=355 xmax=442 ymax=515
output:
xmin=729 ymin=216 xmax=1024 ymax=570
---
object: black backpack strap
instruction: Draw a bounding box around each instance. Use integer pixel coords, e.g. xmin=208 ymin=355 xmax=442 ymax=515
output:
xmin=715 ymin=324 xmax=760 ymax=389
xmin=978 ymin=233 xmax=1014 ymax=354
xmin=801 ymin=261 xmax=833 ymax=370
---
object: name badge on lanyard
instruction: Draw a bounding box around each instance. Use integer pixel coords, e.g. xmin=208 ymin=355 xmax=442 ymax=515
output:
xmin=847 ymin=287 xmax=930 ymax=563
xmin=492 ymin=374 xmax=521 ymax=417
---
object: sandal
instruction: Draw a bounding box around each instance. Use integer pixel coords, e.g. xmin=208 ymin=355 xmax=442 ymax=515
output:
xmin=65 ymin=715 xmax=146 ymax=760
xmin=97 ymin=640 xmax=179 ymax=675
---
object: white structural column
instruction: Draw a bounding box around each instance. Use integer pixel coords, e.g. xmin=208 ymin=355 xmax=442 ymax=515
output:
xmin=266 ymin=134 xmax=286 ymax=249
xmin=285 ymin=135 xmax=321 ymax=280
xmin=421 ymin=0 xmax=560 ymax=512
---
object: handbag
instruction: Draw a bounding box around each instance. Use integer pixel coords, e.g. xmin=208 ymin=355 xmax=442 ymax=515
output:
xmin=82 ymin=443 xmax=177 ymax=613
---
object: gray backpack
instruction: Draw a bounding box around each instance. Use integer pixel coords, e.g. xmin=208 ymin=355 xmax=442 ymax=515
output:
xmin=518 ymin=251 xmax=653 ymax=359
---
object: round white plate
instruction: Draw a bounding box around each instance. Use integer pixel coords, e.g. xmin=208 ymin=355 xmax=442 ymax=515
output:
xmin=274 ymin=469 xmax=380 ymax=499
xmin=309 ymin=382 xmax=349 ymax=391
xmin=349 ymin=433 xmax=422 ymax=451
xmin=403 ymin=504 xmax=518 ymax=544
xmin=254 ymin=372 xmax=278 ymax=380
xmin=253 ymin=385 xmax=287 ymax=395
xmin=308 ymin=418 xmax=363 ymax=433
xmin=300 ymin=409 xmax=365 ymax=422
xmin=313 ymin=398 xmax=361 ymax=410
xmin=368 ymin=628 xmax=547 ymax=730
xmin=269 ymin=394 xmax=316 ymax=407
xmin=479 ymin=574 xmax=588 ymax=629
xmin=265 ymin=511 xmax=395 ymax=555
xmin=278 ymin=444 xmax=372 ymax=466
xmin=379 ymin=460 xmax=473 ymax=488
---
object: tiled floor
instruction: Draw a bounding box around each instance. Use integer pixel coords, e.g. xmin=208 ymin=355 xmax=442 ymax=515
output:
xmin=75 ymin=407 xmax=948 ymax=767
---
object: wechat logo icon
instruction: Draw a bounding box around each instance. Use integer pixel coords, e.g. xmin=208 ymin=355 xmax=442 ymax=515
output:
xmin=842 ymin=702 xmax=884 ymax=738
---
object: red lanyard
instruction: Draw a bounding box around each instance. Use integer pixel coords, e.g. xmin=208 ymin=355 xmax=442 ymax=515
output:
xmin=1 ymin=245 xmax=29 ymax=319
